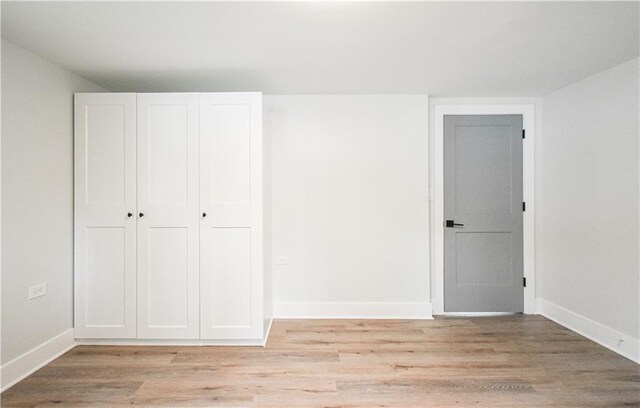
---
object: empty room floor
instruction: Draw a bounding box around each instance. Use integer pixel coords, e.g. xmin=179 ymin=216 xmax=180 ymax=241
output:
xmin=1 ymin=316 xmax=638 ymax=407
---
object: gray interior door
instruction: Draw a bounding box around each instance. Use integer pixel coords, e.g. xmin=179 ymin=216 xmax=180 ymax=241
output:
xmin=444 ymin=115 xmax=523 ymax=313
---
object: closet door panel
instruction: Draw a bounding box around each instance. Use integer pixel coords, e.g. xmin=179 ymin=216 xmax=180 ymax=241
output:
xmin=208 ymin=104 xmax=251 ymax=204
xmin=203 ymin=227 xmax=252 ymax=328
xmin=85 ymin=228 xmax=127 ymax=327
xmin=137 ymin=93 xmax=199 ymax=339
xmin=147 ymin=228 xmax=189 ymax=327
xmin=200 ymin=93 xmax=263 ymax=339
xmin=74 ymin=93 xmax=137 ymax=339
xmin=85 ymin=105 xmax=127 ymax=204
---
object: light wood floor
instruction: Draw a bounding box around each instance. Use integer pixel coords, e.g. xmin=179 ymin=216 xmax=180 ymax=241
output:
xmin=2 ymin=316 xmax=639 ymax=407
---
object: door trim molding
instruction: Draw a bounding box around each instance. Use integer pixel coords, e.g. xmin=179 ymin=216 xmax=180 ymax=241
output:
xmin=433 ymin=104 xmax=536 ymax=314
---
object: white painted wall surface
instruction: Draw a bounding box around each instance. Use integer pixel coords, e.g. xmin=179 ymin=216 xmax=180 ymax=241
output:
xmin=1 ymin=40 xmax=106 ymax=364
xmin=538 ymin=58 xmax=640 ymax=340
xmin=265 ymin=95 xmax=430 ymax=316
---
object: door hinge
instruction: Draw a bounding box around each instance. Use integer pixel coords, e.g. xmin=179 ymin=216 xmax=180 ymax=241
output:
xmin=523 ymin=202 xmax=526 ymax=211
xmin=523 ymin=277 xmax=527 ymax=287
xmin=522 ymin=129 xmax=526 ymax=139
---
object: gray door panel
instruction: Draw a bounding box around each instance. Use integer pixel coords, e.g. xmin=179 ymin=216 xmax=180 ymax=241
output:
xmin=444 ymin=115 xmax=523 ymax=313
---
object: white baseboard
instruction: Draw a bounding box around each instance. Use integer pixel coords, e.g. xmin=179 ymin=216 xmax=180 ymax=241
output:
xmin=273 ymin=301 xmax=433 ymax=319
xmin=1 ymin=329 xmax=76 ymax=392
xmin=76 ymin=338 xmax=266 ymax=347
xmin=537 ymin=298 xmax=639 ymax=363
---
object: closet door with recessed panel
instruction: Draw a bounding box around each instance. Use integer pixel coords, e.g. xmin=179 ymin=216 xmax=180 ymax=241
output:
xmin=74 ymin=93 xmax=137 ymax=339
xmin=199 ymin=92 xmax=263 ymax=340
xmin=136 ymin=93 xmax=200 ymax=339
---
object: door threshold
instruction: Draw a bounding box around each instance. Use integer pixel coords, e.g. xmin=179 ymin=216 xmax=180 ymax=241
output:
xmin=443 ymin=312 xmax=523 ymax=317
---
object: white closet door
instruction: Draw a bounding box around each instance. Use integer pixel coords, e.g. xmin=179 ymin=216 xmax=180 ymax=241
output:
xmin=74 ymin=93 xmax=137 ymax=338
xmin=137 ymin=93 xmax=200 ymax=339
xmin=200 ymin=93 xmax=263 ymax=339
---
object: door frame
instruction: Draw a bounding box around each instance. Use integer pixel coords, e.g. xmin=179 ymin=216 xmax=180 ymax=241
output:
xmin=433 ymin=104 xmax=536 ymax=315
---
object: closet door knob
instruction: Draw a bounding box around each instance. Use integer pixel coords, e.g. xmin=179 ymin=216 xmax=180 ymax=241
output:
xmin=202 ymin=212 xmax=207 ymax=218
xmin=127 ymin=212 xmax=133 ymax=218
xmin=139 ymin=212 xmax=144 ymax=218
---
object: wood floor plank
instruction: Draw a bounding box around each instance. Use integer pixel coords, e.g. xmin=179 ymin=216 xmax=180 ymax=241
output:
xmin=2 ymin=316 xmax=638 ymax=407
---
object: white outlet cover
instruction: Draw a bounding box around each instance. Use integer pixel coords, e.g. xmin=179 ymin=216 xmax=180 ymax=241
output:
xmin=29 ymin=283 xmax=47 ymax=300
xmin=276 ymin=256 xmax=290 ymax=265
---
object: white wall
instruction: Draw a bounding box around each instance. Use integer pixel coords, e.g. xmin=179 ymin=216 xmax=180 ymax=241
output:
xmin=265 ymin=95 xmax=431 ymax=317
xmin=537 ymin=58 xmax=639 ymax=348
xmin=1 ymin=40 xmax=106 ymax=365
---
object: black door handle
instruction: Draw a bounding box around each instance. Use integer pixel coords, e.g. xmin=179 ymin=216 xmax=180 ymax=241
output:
xmin=127 ymin=212 xmax=133 ymax=218
xmin=446 ymin=220 xmax=464 ymax=228
xmin=202 ymin=212 xmax=207 ymax=218
xmin=139 ymin=212 xmax=144 ymax=218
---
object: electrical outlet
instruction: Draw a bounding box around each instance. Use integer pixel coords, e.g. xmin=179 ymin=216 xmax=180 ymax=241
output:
xmin=276 ymin=256 xmax=290 ymax=265
xmin=29 ymin=283 xmax=47 ymax=300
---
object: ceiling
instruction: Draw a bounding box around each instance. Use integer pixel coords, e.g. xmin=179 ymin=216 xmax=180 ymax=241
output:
xmin=2 ymin=1 xmax=638 ymax=96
